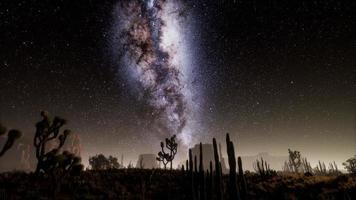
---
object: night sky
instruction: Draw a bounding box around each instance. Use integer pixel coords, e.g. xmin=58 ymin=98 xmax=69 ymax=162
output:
xmin=0 ymin=0 xmax=355 ymax=168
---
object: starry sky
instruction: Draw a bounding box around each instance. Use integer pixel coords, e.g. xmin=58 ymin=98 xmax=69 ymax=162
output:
xmin=0 ymin=0 xmax=355 ymax=168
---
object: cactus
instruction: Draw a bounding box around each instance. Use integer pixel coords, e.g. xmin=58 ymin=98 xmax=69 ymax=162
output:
xmin=213 ymin=138 xmax=222 ymax=200
xmin=189 ymin=149 xmax=193 ymax=172
xmin=314 ymin=160 xmax=327 ymax=175
xmin=0 ymin=123 xmax=22 ymax=157
xmin=226 ymin=133 xmax=240 ymax=200
xmin=189 ymin=148 xmax=196 ymax=200
xmin=199 ymin=143 xmax=206 ymax=200
xmin=301 ymin=157 xmax=313 ymax=174
xmin=238 ymin=157 xmax=247 ymax=200
xmin=253 ymin=157 xmax=276 ymax=178
xmin=206 ymin=168 xmax=211 ymax=200
xmin=195 ymin=155 xmax=198 ymax=173
xmin=328 ymin=161 xmax=341 ymax=175
xmin=207 ymin=161 xmax=213 ymax=200
xmin=186 ymin=159 xmax=189 ymax=173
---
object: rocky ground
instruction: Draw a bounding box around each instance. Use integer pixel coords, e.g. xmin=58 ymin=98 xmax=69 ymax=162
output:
xmin=0 ymin=169 xmax=355 ymax=199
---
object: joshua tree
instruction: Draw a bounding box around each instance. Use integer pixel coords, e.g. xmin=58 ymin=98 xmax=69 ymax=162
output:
xmin=0 ymin=123 xmax=22 ymax=157
xmin=33 ymin=111 xmax=82 ymax=175
xmin=156 ymin=135 xmax=178 ymax=170
xmin=288 ymin=149 xmax=302 ymax=173
xmin=156 ymin=145 xmax=170 ymax=169
xmin=343 ymin=155 xmax=356 ymax=174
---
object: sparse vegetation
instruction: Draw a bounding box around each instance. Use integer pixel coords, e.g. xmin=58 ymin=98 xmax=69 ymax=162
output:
xmin=301 ymin=157 xmax=313 ymax=174
xmin=343 ymin=155 xmax=356 ymax=174
xmin=0 ymin=120 xmax=354 ymax=199
xmin=0 ymin=161 xmax=355 ymax=199
xmin=89 ymin=154 xmax=122 ymax=170
xmin=253 ymin=157 xmax=277 ymax=178
xmin=314 ymin=160 xmax=327 ymax=175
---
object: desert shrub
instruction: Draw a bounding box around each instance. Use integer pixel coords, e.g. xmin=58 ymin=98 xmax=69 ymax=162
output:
xmin=89 ymin=154 xmax=122 ymax=170
xmin=343 ymin=155 xmax=356 ymax=174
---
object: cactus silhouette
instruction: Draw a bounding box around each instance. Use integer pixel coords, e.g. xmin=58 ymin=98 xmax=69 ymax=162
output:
xmin=186 ymin=159 xmax=189 ymax=173
xmin=301 ymin=157 xmax=313 ymax=174
xmin=237 ymin=157 xmax=247 ymax=200
xmin=226 ymin=133 xmax=240 ymax=200
xmin=199 ymin=142 xmax=206 ymax=200
xmin=207 ymin=161 xmax=213 ymax=200
xmin=253 ymin=157 xmax=275 ymax=178
xmin=213 ymin=138 xmax=222 ymax=200
xmin=314 ymin=160 xmax=327 ymax=175
xmin=0 ymin=123 xmax=22 ymax=157
xmin=189 ymin=148 xmax=196 ymax=200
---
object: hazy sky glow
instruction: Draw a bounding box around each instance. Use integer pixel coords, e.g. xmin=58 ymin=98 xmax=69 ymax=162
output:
xmin=0 ymin=0 xmax=355 ymax=169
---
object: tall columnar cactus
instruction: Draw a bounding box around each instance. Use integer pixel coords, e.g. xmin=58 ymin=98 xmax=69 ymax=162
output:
xmin=189 ymin=148 xmax=196 ymax=200
xmin=195 ymin=155 xmax=198 ymax=173
xmin=189 ymin=149 xmax=193 ymax=173
xmin=253 ymin=157 xmax=275 ymax=178
xmin=238 ymin=156 xmax=247 ymax=200
xmin=301 ymin=157 xmax=313 ymax=174
xmin=186 ymin=159 xmax=189 ymax=173
xmin=199 ymin=142 xmax=206 ymax=200
xmin=208 ymin=161 xmax=213 ymax=200
xmin=226 ymin=133 xmax=240 ymax=200
xmin=213 ymin=138 xmax=222 ymax=200
xmin=210 ymin=161 xmax=213 ymax=178
xmin=315 ymin=160 xmax=327 ymax=175
xmin=0 ymin=123 xmax=22 ymax=157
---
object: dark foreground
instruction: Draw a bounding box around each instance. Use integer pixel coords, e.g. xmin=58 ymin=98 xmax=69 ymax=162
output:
xmin=0 ymin=169 xmax=355 ymax=200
